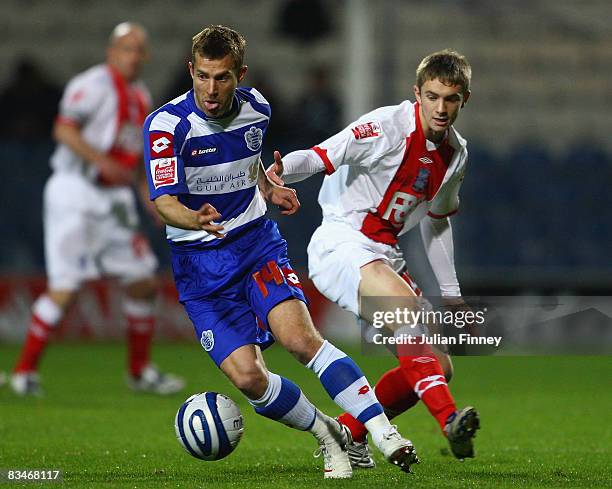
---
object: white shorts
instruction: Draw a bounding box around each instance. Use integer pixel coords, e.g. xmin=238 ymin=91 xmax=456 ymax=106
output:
xmin=43 ymin=173 xmax=158 ymax=291
xmin=307 ymin=220 xmax=408 ymax=316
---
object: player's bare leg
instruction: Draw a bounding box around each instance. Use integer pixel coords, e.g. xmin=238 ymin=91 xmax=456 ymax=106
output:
xmin=266 ymin=298 xmax=418 ymax=473
xmin=220 ymin=344 xmax=352 ymax=478
xmin=11 ymin=288 xmax=76 ymax=396
xmin=47 ymin=289 xmax=78 ymax=309
xmin=123 ymin=277 xmax=184 ymax=395
xmin=266 ymin=298 xmax=323 ymax=364
xmin=219 ymin=344 xmax=269 ymax=399
xmin=337 ymin=260 xmax=478 ymax=463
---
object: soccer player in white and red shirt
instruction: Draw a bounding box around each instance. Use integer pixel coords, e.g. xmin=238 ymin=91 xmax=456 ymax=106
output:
xmin=267 ymin=50 xmax=480 ymax=465
xmin=10 ymin=23 xmax=183 ymax=396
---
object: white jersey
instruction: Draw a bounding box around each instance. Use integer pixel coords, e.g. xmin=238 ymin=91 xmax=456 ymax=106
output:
xmin=50 ymin=63 xmax=151 ymax=181
xmin=313 ymin=101 xmax=467 ymax=246
xmin=43 ymin=63 xmax=156 ymax=290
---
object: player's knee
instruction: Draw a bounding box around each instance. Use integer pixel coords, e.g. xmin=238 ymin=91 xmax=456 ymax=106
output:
xmin=284 ymin=334 xmax=322 ymax=365
xmin=47 ymin=289 xmax=78 ymax=311
xmin=434 ymin=350 xmax=453 ymax=382
xmin=124 ymin=277 xmax=158 ymax=300
xmin=443 ymin=361 xmax=454 ymax=382
xmin=230 ymin=366 xmax=268 ymax=399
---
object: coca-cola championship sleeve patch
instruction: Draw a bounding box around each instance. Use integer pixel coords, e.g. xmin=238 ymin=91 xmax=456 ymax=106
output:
xmin=150 ymin=157 xmax=178 ymax=189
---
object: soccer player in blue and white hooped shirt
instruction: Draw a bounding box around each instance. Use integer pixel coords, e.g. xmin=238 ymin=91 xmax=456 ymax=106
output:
xmin=144 ymin=25 xmax=418 ymax=477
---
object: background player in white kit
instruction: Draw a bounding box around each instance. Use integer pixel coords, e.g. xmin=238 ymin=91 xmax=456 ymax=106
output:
xmin=267 ymin=50 xmax=480 ymax=465
xmin=9 ymin=22 xmax=184 ymax=396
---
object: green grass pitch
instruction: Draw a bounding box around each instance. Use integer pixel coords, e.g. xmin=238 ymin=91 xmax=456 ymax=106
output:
xmin=0 ymin=343 xmax=610 ymax=488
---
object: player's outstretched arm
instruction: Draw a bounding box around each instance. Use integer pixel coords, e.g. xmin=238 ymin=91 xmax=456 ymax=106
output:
xmin=258 ymin=158 xmax=300 ymax=215
xmin=154 ymin=195 xmax=225 ymax=238
xmin=265 ymin=149 xmax=327 ymax=185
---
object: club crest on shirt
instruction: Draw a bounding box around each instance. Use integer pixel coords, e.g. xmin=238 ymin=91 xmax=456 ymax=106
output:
xmin=244 ymin=126 xmax=263 ymax=151
xmin=200 ymin=330 xmax=215 ymax=351
xmin=412 ymin=167 xmax=430 ymax=193
xmin=351 ymin=121 xmax=383 ymax=140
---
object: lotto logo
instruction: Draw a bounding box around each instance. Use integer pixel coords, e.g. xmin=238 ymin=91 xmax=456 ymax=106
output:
xmin=252 ymin=262 xmax=302 ymax=298
xmin=149 ymin=132 xmax=174 ymax=157
xmin=152 ymin=137 xmax=170 ymax=153
xmin=351 ymin=121 xmax=382 ymax=140
xmin=357 ymin=385 xmax=371 ymax=396
xmin=284 ymin=271 xmax=300 ymax=286
xmin=151 ymin=157 xmax=178 ymax=188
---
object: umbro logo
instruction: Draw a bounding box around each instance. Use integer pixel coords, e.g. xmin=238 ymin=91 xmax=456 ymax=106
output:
xmin=419 ymin=156 xmax=433 ymax=164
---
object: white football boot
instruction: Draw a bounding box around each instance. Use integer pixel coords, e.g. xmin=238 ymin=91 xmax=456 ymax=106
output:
xmin=312 ymin=413 xmax=352 ymax=479
xmin=10 ymin=371 xmax=44 ymax=397
xmin=372 ymin=424 xmax=419 ymax=473
xmin=127 ymin=364 xmax=185 ymax=395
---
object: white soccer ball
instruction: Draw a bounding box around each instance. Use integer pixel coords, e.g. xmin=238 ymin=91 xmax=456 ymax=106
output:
xmin=175 ymin=392 xmax=244 ymax=460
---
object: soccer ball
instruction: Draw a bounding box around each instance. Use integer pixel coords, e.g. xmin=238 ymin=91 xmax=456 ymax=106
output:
xmin=175 ymin=392 xmax=244 ymax=460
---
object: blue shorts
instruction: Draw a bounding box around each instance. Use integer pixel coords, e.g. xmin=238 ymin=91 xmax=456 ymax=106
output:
xmin=170 ymin=219 xmax=307 ymax=367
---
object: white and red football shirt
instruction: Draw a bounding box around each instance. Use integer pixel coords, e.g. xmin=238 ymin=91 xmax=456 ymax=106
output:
xmin=312 ymin=101 xmax=468 ymax=246
xmin=50 ymin=63 xmax=151 ymax=180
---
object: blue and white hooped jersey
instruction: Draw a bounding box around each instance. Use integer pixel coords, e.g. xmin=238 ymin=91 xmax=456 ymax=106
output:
xmin=143 ymin=87 xmax=270 ymax=245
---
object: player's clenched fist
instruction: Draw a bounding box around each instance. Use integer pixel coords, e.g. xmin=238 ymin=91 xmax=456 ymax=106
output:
xmin=269 ymin=186 xmax=300 ymax=216
xmin=197 ymin=203 xmax=225 ymax=238
xmin=95 ymin=156 xmax=136 ymax=186
xmin=262 ymin=152 xmax=299 ymax=215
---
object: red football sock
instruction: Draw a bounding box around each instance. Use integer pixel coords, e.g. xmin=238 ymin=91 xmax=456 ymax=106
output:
xmin=126 ymin=315 xmax=155 ymax=377
xmin=14 ymin=314 xmax=52 ymax=373
xmin=397 ymin=342 xmax=456 ymax=431
xmin=338 ymin=367 xmax=420 ymax=442
xmin=337 ymin=412 xmax=367 ymax=442
xmin=375 ymin=366 xmax=420 ymax=417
